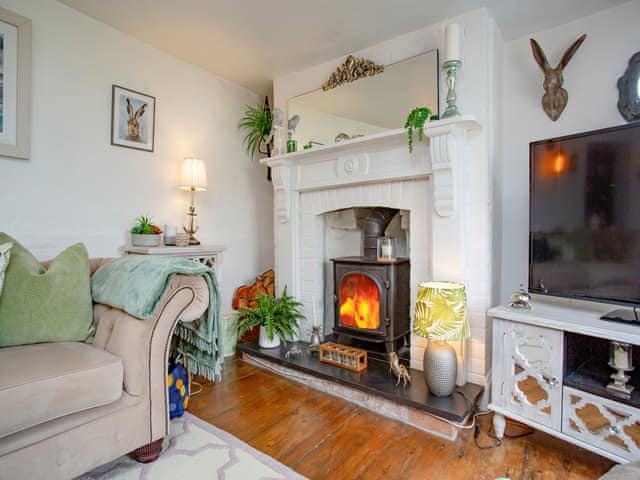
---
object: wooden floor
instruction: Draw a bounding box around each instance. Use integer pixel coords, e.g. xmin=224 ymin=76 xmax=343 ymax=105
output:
xmin=188 ymin=356 xmax=614 ymax=480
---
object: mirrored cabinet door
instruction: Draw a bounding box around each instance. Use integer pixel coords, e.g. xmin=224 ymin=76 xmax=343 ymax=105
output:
xmin=502 ymin=323 xmax=563 ymax=430
xmin=563 ymin=386 xmax=640 ymax=461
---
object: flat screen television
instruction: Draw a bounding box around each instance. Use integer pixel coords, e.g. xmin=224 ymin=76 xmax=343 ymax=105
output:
xmin=529 ymin=123 xmax=640 ymax=309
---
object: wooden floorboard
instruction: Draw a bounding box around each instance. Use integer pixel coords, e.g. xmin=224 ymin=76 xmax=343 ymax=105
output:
xmin=188 ymin=356 xmax=615 ymax=480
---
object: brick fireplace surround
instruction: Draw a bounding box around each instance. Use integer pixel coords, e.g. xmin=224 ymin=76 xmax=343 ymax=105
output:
xmin=262 ymin=116 xmax=490 ymax=387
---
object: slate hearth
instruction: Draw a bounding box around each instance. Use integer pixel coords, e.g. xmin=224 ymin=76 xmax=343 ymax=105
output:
xmin=238 ymin=341 xmax=483 ymax=424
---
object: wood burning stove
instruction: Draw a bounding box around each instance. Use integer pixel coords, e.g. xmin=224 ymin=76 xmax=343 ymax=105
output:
xmin=329 ymin=207 xmax=410 ymax=354
xmin=332 ymin=256 xmax=410 ymax=353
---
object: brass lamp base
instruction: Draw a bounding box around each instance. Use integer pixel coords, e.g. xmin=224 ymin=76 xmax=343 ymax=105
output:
xmin=183 ymin=223 xmax=200 ymax=245
xmin=184 ymin=191 xmax=200 ymax=245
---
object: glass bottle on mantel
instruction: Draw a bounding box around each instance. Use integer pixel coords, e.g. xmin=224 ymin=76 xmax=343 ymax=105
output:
xmin=377 ymin=236 xmax=397 ymax=262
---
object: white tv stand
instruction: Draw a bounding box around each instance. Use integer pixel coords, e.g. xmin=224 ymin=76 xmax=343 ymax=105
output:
xmin=488 ymin=302 xmax=640 ymax=463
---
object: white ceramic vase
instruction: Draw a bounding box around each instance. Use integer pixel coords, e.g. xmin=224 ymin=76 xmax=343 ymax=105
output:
xmin=258 ymin=326 xmax=281 ymax=349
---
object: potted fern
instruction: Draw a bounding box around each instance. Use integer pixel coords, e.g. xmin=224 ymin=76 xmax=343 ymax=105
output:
xmin=238 ymin=97 xmax=273 ymax=158
xmin=236 ymin=287 xmax=305 ymax=349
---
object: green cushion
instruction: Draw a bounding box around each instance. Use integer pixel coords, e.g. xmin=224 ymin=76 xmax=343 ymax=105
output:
xmin=0 ymin=233 xmax=94 ymax=347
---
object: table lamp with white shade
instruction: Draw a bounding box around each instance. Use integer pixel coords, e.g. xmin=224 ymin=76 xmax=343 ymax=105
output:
xmin=178 ymin=157 xmax=207 ymax=245
xmin=414 ymin=281 xmax=469 ymax=396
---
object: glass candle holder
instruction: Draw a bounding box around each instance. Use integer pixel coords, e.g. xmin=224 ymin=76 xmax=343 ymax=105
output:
xmin=607 ymin=341 xmax=634 ymax=398
xmin=377 ymin=236 xmax=397 ymax=262
xmin=175 ymin=232 xmax=190 ymax=247
xmin=610 ymin=341 xmax=633 ymax=370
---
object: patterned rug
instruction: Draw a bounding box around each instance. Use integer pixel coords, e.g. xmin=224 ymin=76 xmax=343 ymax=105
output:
xmin=78 ymin=413 xmax=307 ymax=480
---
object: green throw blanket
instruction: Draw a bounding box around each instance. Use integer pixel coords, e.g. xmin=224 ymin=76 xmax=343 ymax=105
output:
xmin=91 ymin=255 xmax=222 ymax=381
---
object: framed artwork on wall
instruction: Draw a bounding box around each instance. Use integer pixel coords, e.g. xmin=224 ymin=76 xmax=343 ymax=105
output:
xmin=617 ymin=51 xmax=640 ymax=123
xmin=0 ymin=7 xmax=31 ymax=160
xmin=111 ymin=85 xmax=156 ymax=152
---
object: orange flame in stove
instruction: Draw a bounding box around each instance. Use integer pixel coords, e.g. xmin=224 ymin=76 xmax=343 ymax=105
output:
xmin=339 ymin=274 xmax=380 ymax=329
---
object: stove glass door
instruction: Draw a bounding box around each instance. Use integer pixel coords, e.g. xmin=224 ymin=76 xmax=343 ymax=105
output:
xmin=338 ymin=273 xmax=381 ymax=330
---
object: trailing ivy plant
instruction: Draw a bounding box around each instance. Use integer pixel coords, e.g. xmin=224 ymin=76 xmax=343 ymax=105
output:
xmin=237 ymin=98 xmax=273 ymax=158
xmin=404 ymin=107 xmax=433 ymax=153
xmin=236 ymin=287 xmax=305 ymax=343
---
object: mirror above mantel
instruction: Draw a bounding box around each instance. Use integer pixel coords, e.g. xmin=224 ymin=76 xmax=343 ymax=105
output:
xmin=288 ymin=49 xmax=440 ymax=148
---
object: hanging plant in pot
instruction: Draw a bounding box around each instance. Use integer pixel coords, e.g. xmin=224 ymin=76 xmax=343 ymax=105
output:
xmin=236 ymin=287 xmax=305 ymax=349
xmin=404 ymin=106 xmax=435 ymax=153
xmin=237 ymin=96 xmax=273 ymax=181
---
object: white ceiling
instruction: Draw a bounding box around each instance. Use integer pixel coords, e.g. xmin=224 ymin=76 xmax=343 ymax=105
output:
xmin=59 ymin=0 xmax=629 ymax=95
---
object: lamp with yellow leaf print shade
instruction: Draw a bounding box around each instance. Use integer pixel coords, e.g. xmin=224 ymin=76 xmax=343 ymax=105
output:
xmin=414 ymin=281 xmax=469 ymax=396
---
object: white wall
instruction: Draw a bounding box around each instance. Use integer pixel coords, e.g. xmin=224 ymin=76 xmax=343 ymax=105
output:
xmin=487 ymin=17 xmax=504 ymax=375
xmin=500 ymin=0 xmax=640 ymax=303
xmin=0 ymin=0 xmax=274 ymax=310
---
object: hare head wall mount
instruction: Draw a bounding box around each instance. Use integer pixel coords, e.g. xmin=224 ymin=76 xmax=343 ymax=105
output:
xmin=530 ymin=34 xmax=587 ymax=121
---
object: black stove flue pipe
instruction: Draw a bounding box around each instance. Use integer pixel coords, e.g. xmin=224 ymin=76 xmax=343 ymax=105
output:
xmin=363 ymin=208 xmax=399 ymax=258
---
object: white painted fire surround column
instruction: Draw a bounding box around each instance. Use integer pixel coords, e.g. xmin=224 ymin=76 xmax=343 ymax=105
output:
xmin=261 ymin=116 xmax=489 ymax=385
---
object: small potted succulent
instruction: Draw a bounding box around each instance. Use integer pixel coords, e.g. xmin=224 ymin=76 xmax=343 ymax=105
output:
xmin=131 ymin=215 xmax=163 ymax=247
xmin=236 ymin=287 xmax=305 ymax=349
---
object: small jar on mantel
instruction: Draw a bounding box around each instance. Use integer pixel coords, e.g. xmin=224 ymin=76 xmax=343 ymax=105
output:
xmin=377 ymin=236 xmax=397 ymax=263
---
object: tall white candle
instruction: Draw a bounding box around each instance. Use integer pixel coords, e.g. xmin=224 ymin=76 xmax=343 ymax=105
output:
xmin=312 ymin=295 xmax=317 ymax=327
xmin=444 ymin=23 xmax=461 ymax=62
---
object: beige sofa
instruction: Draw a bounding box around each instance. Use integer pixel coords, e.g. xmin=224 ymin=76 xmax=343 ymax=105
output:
xmin=0 ymin=258 xmax=210 ymax=479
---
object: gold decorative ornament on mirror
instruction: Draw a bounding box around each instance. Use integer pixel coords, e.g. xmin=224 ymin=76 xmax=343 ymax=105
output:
xmin=321 ymin=55 xmax=384 ymax=91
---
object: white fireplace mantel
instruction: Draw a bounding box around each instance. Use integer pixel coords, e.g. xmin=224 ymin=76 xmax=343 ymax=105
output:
xmin=261 ymin=116 xmax=480 ymax=222
xmin=263 ymin=114 xmax=488 ymax=383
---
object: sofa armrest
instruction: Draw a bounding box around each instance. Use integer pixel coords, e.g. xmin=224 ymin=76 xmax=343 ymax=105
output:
xmin=89 ymin=257 xmax=115 ymax=276
xmin=92 ymin=274 xmax=209 ymax=441
xmin=40 ymin=256 xmax=114 ymax=275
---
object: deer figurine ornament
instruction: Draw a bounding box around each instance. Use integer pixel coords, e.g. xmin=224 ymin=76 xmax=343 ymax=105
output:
xmin=389 ymin=352 xmax=411 ymax=388
xmin=530 ymin=34 xmax=586 ymax=121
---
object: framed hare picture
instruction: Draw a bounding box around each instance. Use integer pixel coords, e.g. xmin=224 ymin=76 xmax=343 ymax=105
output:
xmin=111 ymin=85 xmax=156 ymax=152
xmin=0 ymin=7 xmax=31 ymax=160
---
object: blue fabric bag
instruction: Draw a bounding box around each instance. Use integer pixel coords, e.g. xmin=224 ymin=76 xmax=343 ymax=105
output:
xmin=168 ymin=362 xmax=189 ymax=419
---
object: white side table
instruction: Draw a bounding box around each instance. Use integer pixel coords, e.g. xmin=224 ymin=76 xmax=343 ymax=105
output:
xmin=124 ymin=244 xmax=225 ymax=282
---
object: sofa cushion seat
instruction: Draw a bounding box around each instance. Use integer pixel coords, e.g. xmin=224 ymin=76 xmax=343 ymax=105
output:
xmin=0 ymin=342 xmax=124 ymax=438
